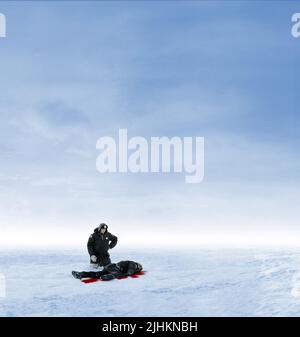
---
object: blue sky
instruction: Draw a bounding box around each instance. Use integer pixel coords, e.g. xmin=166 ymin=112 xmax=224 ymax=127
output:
xmin=0 ymin=1 xmax=299 ymax=248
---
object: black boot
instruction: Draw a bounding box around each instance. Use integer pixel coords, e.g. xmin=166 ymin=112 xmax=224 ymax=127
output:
xmin=72 ymin=271 xmax=83 ymax=279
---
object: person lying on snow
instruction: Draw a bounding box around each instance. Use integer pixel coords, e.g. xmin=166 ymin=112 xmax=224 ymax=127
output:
xmin=72 ymin=260 xmax=143 ymax=281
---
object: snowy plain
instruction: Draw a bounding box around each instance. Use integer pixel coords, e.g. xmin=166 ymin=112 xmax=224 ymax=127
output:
xmin=1 ymin=248 xmax=300 ymax=316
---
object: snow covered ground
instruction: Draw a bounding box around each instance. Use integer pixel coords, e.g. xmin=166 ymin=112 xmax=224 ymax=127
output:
xmin=1 ymin=248 xmax=300 ymax=316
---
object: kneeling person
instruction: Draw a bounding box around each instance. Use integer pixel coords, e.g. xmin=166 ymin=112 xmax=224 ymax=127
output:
xmin=87 ymin=223 xmax=118 ymax=267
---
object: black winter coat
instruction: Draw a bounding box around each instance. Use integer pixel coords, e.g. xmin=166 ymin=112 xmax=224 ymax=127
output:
xmin=87 ymin=227 xmax=118 ymax=257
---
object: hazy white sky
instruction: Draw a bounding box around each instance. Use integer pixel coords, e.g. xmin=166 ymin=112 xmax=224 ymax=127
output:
xmin=0 ymin=1 xmax=299 ymax=248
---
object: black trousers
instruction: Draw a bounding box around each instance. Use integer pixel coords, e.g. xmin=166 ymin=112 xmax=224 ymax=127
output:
xmin=90 ymin=252 xmax=111 ymax=267
xmin=79 ymin=270 xmax=108 ymax=279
